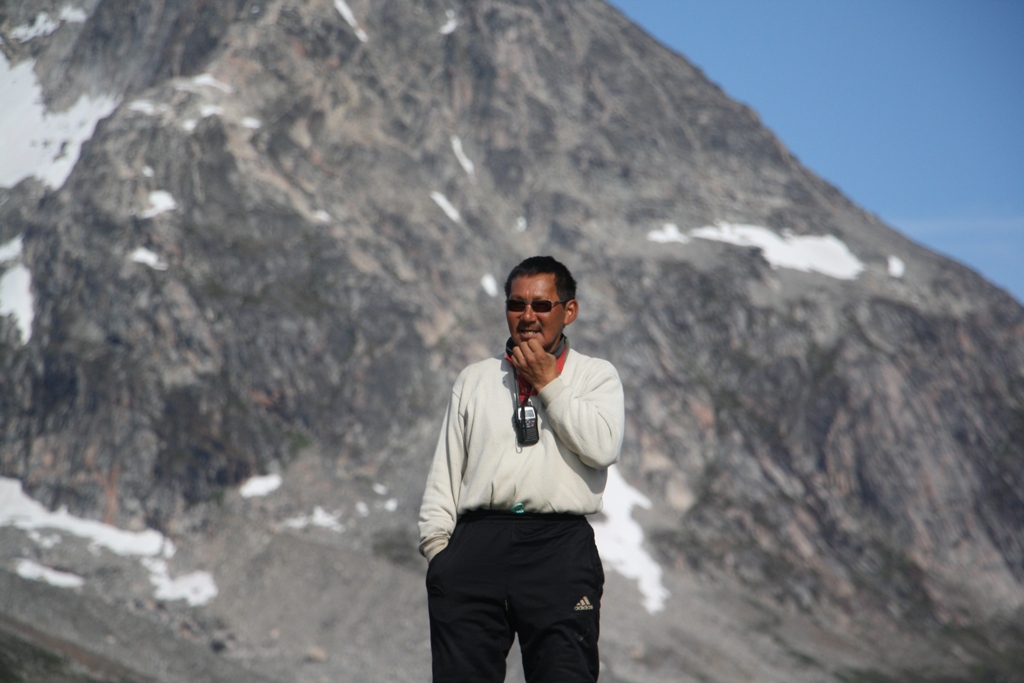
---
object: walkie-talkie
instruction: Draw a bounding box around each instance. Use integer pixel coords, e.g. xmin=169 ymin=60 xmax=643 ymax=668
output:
xmin=515 ymin=401 xmax=539 ymax=446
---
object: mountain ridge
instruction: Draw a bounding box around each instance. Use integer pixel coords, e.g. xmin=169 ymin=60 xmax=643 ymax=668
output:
xmin=2 ymin=1 xmax=1023 ymax=681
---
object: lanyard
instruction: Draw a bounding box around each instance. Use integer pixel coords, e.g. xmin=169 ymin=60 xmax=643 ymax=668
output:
xmin=504 ymin=337 xmax=568 ymax=446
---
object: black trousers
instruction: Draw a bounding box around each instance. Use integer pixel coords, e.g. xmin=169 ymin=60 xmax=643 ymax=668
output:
xmin=426 ymin=511 xmax=604 ymax=683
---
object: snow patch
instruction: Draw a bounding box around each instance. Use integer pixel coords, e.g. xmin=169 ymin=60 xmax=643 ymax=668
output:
xmin=283 ymin=507 xmax=345 ymax=533
xmin=15 ymin=559 xmax=85 ymax=588
xmin=430 ymin=192 xmax=461 ymax=222
xmin=140 ymin=191 xmax=177 ymax=218
xmin=0 ymin=235 xmax=22 ymax=263
xmin=129 ymin=247 xmax=168 ymax=271
xmin=0 ymin=55 xmax=120 ymax=189
xmin=334 ymin=0 xmax=369 ymax=42
xmin=0 ymin=477 xmax=218 ymax=606
xmin=691 ymin=222 xmax=865 ymax=280
xmin=647 ymin=223 xmax=689 ymax=244
xmin=142 ymin=558 xmax=218 ymax=606
xmin=180 ymin=73 xmax=232 ymax=93
xmin=240 ymin=474 xmax=282 ymax=498
xmin=383 ymin=498 xmax=398 ymax=512
xmin=312 ymin=210 xmax=332 ymax=223
xmin=28 ymin=530 xmax=62 ymax=549
xmin=200 ymin=104 xmax=224 ymax=118
xmin=241 ymin=117 xmax=262 ymax=129
xmin=888 ymin=255 xmax=906 ymax=278
xmin=450 ymin=135 xmax=475 ymax=175
xmin=0 ymin=265 xmax=34 ymax=344
xmin=0 ymin=237 xmax=32 ymax=343
xmin=440 ymin=10 xmax=459 ymax=34
xmin=481 ymin=274 xmax=499 ymax=297
xmin=127 ymin=100 xmax=170 ymax=116
xmin=143 ymin=166 xmax=155 ymax=178
xmin=11 ymin=13 xmax=60 ymax=42
xmin=592 ymin=466 xmax=669 ymax=613
xmin=0 ymin=477 xmax=166 ymax=556
xmin=60 ymin=6 xmax=89 ymax=23
xmin=516 ymin=216 xmax=528 ymax=232
xmin=372 ymin=483 xmax=388 ymax=496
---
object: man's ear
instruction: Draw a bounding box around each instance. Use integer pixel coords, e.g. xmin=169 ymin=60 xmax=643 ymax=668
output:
xmin=563 ymin=299 xmax=579 ymax=326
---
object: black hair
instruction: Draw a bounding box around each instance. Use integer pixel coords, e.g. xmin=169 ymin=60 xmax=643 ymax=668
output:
xmin=504 ymin=256 xmax=577 ymax=301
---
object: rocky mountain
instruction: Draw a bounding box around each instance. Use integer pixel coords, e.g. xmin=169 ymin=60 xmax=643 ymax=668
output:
xmin=1 ymin=0 xmax=1022 ymax=681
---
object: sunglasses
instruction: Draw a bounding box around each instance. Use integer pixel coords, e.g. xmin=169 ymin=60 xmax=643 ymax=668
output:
xmin=505 ymin=299 xmax=569 ymax=313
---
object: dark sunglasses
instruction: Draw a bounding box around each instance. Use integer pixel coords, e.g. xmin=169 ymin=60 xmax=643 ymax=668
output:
xmin=505 ymin=299 xmax=569 ymax=313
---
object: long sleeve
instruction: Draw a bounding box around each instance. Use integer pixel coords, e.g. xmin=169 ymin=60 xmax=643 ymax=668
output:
xmin=536 ymin=358 xmax=624 ymax=469
xmin=417 ymin=383 xmax=465 ymax=561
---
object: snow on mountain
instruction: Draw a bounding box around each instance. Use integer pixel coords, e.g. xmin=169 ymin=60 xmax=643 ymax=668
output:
xmin=593 ymin=466 xmax=670 ymax=613
xmin=0 ymin=477 xmax=217 ymax=606
xmin=0 ymin=54 xmax=118 ymax=189
xmin=648 ymin=221 xmax=866 ymax=280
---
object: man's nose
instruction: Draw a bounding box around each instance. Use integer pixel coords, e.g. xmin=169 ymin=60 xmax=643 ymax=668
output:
xmin=521 ymin=304 xmax=538 ymax=321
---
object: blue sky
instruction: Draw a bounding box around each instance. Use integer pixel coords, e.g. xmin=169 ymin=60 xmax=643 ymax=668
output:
xmin=607 ymin=0 xmax=1024 ymax=304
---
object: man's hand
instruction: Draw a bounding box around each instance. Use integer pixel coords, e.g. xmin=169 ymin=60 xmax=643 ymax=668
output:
xmin=509 ymin=338 xmax=559 ymax=391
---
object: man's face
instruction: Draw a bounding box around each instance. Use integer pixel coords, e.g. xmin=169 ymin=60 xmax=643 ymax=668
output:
xmin=506 ymin=273 xmax=578 ymax=352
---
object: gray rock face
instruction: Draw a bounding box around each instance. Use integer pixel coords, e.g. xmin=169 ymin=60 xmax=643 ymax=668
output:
xmin=2 ymin=1 xmax=1022 ymax=681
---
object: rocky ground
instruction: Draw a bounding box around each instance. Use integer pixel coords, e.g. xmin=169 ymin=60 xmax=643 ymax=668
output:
xmin=4 ymin=450 xmax=1019 ymax=683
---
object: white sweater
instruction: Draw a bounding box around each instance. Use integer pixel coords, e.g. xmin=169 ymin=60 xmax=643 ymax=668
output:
xmin=418 ymin=348 xmax=625 ymax=560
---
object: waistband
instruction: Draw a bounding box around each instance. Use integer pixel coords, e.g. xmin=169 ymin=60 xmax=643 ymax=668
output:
xmin=458 ymin=509 xmax=585 ymax=523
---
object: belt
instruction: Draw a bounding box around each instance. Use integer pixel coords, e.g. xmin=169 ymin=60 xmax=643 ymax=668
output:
xmin=458 ymin=508 xmax=585 ymax=522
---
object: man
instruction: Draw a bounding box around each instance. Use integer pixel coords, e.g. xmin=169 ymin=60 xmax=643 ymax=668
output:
xmin=419 ymin=255 xmax=625 ymax=683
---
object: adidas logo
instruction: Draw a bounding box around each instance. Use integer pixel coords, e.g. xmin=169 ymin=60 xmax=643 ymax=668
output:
xmin=574 ymin=596 xmax=595 ymax=611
